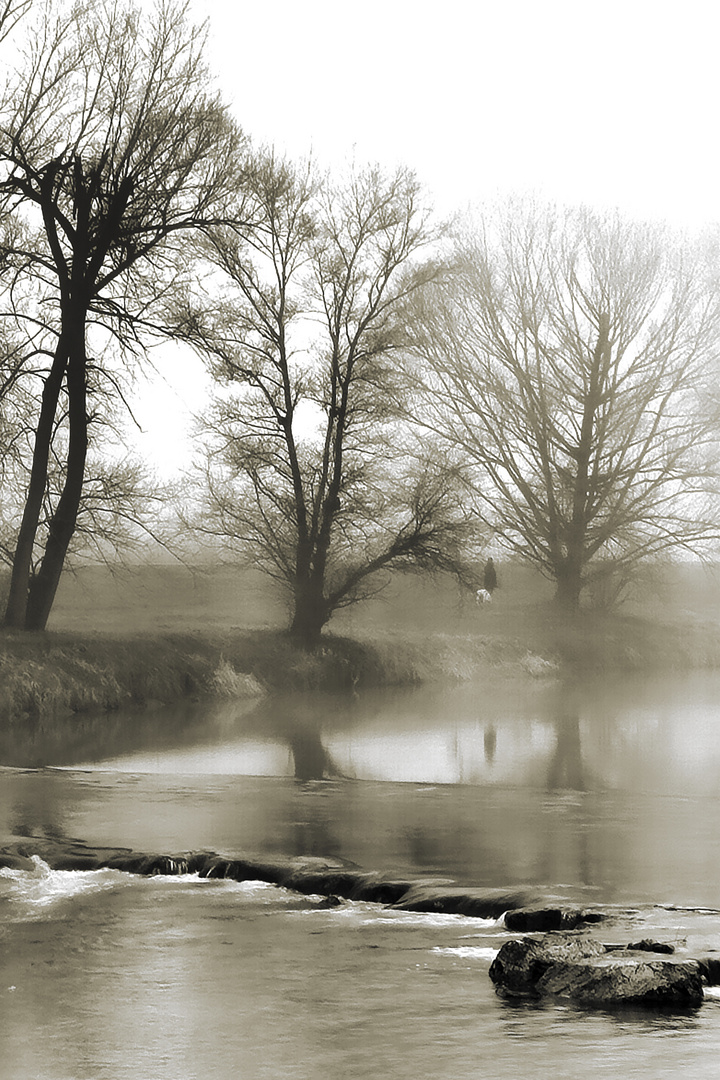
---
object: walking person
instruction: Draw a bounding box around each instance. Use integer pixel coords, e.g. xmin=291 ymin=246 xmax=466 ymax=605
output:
xmin=483 ymin=557 xmax=497 ymax=594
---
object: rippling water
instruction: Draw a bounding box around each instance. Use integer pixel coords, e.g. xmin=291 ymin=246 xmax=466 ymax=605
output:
xmin=3 ymin=859 xmax=720 ymax=1080
xmin=3 ymin=671 xmax=720 ymax=1077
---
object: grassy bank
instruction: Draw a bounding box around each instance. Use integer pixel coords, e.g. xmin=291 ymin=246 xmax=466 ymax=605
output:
xmin=1 ymin=560 xmax=719 ymax=723
xmin=2 ymin=598 xmax=720 ymax=724
xmin=0 ymin=624 xmax=529 ymax=723
xmin=0 ymin=627 xmax=433 ymax=724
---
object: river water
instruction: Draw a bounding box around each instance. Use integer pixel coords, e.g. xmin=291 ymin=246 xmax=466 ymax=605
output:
xmin=3 ymin=671 xmax=720 ymax=1078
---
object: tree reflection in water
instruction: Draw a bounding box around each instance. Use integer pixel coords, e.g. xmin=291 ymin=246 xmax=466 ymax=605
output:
xmin=544 ymin=678 xmax=590 ymax=792
xmin=547 ymin=710 xmax=585 ymax=791
xmin=285 ymin=727 xmax=344 ymax=782
xmin=483 ymin=725 xmax=497 ymax=764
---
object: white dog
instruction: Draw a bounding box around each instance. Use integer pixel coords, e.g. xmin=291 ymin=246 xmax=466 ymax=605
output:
xmin=476 ymin=588 xmax=492 ymax=605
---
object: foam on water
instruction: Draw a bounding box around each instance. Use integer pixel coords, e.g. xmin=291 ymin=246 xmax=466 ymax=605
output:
xmin=363 ymin=911 xmax=502 ymax=928
xmin=0 ymin=861 xmax=325 ymax=923
xmin=215 ymin=877 xmax=301 ymax=902
xmin=431 ymin=945 xmax=499 ymax=961
xmin=0 ymin=855 xmax=132 ymax=912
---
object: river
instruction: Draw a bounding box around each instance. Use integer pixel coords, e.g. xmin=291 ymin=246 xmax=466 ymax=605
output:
xmin=2 ymin=671 xmax=720 ymax=1078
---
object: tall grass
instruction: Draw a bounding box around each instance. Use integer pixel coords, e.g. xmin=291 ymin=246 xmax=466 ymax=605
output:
xmin=0 ymin=628 xmax=429 ymax=723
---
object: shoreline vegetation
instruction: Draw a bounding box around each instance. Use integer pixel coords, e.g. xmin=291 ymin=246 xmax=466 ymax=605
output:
xmin=1 ymin=562 xmax=720 ymax=723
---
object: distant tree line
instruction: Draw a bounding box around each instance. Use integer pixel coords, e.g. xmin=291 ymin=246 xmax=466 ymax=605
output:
xmin=0 ymin=0 xmax=719 ymax=645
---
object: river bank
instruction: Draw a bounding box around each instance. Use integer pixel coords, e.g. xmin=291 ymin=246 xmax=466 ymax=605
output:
xmin=2 ymin=600 xmax=720 ymax=723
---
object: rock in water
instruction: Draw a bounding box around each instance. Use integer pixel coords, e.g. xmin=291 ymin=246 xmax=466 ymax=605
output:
xmin=504 ymin=907 xmax=606 ymax=932
xmin=391 ymin=885 xmax=540 ymax=918
xmin=489 ymin=935 xmax=704 ymax=1007
xmin=489 ymin=935 xmax=605 ymax=996
xmin=625 ymin=939 xmax=675 ymax=955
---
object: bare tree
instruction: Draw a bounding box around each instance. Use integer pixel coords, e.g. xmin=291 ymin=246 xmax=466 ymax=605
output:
xmin=0 ymin=0 xmax=30 ymax=43
xmin=180 ymin=156 xmax=475 ymax=647
xmin=0 ymin=0 xmax=244 ymax=629
xmin=409 ymin=205 xmax=720 ymax=609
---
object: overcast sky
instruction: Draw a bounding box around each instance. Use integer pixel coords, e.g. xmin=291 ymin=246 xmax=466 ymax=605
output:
xmin=132 ymin=0 xmax=720 ymax=476
xmin=203 ymin=0 xmax=720 ymax=226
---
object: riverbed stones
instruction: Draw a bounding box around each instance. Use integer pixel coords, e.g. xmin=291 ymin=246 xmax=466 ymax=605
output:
xmin=489 ymin=934 xmax=704 ymax=1007
xmin=0 ymin=837 xmax=713 ymax=1012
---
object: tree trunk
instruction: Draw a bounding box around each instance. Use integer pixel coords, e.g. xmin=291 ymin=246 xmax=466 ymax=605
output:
xmin=290 ymin=575 xmax=330 ymax=649
xmin=552 ymin=318 xmax=609 ymax=616
xmin=3 ymin=343 xmax=69 ymax=629
xmin=554 ymin=558 xmax=582 ymax=610
xmin=25 ymin=348 xmax=88 ymax=631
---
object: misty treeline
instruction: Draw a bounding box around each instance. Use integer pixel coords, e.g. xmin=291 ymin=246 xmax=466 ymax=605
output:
xmin=0 ymin=0 xmax=719 ymax=645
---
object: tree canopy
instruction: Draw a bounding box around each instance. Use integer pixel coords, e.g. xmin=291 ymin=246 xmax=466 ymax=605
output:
xmin=408 ymin=205 xmax=720 ymax=607
xmin=0 ymin=0 xmax=243 ymax=628
xmin=179 ymin=155 xmax=475 ymax=645
xmin=1 ymin=3 xmax=719 ymax=636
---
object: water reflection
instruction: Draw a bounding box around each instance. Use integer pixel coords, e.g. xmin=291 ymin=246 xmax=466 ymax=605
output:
xmin=547 ymin=711 xmax=584 ymax=791
xmin=0 ymin=698 xmax=253 ymax=770
xmin=4 ymin=672 xmax=720 ymax=801
xmin=483 ymin=725 xmax=497 ymax=764
xmin=10 ymin=789 xmax=68 ymax=844
xmin=248 ymin=698 xmax=349 ymax=782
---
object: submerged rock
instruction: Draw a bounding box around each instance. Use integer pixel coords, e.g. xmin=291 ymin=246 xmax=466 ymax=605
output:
xmin=315 ymin=894 xmax=343 ymax=909
xmin=625 ymin=939 xmax=675 ymax=955
xmin=504 ymin=907 xmax=606 ymax=932
xmin=391 ymin=885 xmax=540 ymax=919
xmin=198 ymin=857 xmax=290 ymax=883
xmin=284 ymin=868 xmax=413 ymax=905
xmin=0 ymin=851 xmax=36 ymax=872
xmin=489 ymin=934 xmax=704 ymax=1007
xmin=102 ymin=853 xmax=190 ymax=875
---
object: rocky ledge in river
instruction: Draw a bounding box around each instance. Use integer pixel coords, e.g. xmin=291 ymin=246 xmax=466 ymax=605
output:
xmin=4 ymin=839 xmax=720 ymax=1008
xmin=0 ymin=840 xmax=607 ymax=925
xmin=489 ymin=934 xmax=706 ymax=1007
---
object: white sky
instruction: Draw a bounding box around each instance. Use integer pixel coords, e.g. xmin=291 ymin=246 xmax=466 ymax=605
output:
xmin=131 ymin=0 xmax=720 ymax=477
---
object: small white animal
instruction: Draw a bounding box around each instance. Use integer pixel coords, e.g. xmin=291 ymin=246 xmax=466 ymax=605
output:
xmin=476 ymin=588 xmax=492 ymax=605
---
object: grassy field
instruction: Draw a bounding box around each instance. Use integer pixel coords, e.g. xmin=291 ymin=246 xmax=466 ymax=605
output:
xmin=45 ymin=557 xmax=720 ymax=668
xmin=1 ymin=559 xmax=720 ymax=723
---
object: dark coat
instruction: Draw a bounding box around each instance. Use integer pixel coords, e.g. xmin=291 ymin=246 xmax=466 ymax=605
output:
xmin=483 ymin=559 xmax=497 ymax=593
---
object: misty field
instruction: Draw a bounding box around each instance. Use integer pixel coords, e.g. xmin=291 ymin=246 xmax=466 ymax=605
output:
xmin=46 ymin=558 xmax=720 ymax=660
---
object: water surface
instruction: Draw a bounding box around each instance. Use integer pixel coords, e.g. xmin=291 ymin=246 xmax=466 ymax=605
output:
xmin=3 ymin=670 xmax=720 ymax=1078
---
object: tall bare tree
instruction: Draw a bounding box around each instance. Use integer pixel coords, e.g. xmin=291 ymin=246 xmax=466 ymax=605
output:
xmin=0 ymin=0 xmax=243 ymax=629
xmin=409 ymin=206 xmax=720 ymax=608
xmin=180 ymin=156 xmax=474 ymax=646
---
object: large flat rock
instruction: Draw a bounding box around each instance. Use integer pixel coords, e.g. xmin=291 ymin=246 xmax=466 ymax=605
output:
xmin=489 ymin=935 xmax=704 ymax=1007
